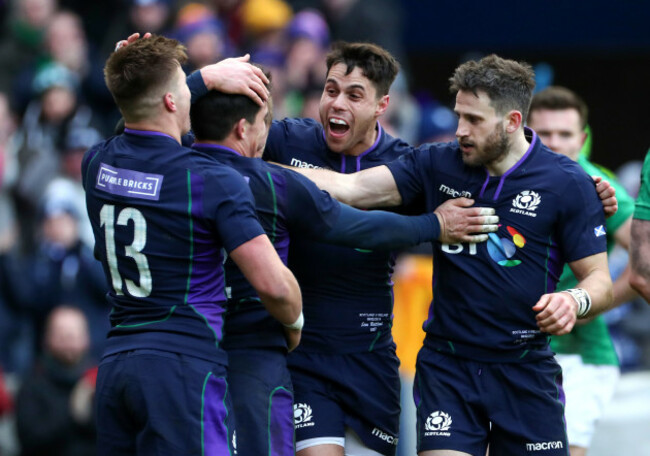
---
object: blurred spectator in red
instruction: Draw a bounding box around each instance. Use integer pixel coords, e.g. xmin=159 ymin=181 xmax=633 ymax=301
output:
xmin=0 ymin=367 xmax=12 ymax=418
xmin=15 ymin=306 xmax=96 ymax=456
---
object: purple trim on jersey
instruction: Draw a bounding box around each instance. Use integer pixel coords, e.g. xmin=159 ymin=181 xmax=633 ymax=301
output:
xmin=192 ymin=142 xmax=243 ymax=156
xmin=337 ymin=122 xmax=383 ymax=173
xmin=555 ymin=372 xmax=566 ymax=407
xmin=546 ymin=241 xmax=563 ymax=293
xmin=202 ymin=374 xmax=230 ymax=454
xmin=123 ymin=127 xmax=176 ymax=140
xmin=493 ymin=129 xmax=538 ymax=199
xmin=356 ymin=123 xmax=383 ymax=172
xmin=478 ymin=129 xmax=539 ymax=200
xmin=269 ymin=387 xmax=294 ymax=456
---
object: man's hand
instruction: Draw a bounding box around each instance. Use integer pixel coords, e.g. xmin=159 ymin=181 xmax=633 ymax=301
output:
xmin=532 ymin=292 xmax=578 ymax=335
xmin=434 ymin=197 xmax=498 ymax=244
xmin=114 ymin=32 xmax=152 ymax=51
xmin=283 ymin=328 xmax=301 ymax=352
xmin=199 ymin=55 xmax=270 ymax=106
xmin=593 ymin=176 xmax=618 ymax=218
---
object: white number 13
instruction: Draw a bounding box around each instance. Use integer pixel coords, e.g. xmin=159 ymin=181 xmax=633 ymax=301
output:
xmin=100 ymin=204 xmax=152 ymax=298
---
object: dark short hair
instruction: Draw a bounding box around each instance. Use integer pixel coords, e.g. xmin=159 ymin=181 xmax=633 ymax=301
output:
xmin=449 ymin=54 xmax=536 ymax=120
xmin=528 ymin=86 xmax=588 ymax=129
xmin=325 ymin=41 xmax=399 ymax=97
xmin=104 ymin=35 xmax=187 ymax=121
xmin=191 ymin=65 xmax=272 ymax=141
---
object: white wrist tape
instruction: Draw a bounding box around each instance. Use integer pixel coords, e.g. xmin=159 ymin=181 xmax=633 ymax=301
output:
xmin=283 ymin=311 xmax=304 ymax=330
xmin=562 ymin=288 xmax=592 ymax=318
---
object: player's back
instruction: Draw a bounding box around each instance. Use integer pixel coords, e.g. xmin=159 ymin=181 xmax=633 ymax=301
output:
xmin=83 ymin=130 xmax=262 ymax=363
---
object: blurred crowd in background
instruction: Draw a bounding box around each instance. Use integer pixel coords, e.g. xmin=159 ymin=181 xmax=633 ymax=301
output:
xmin=0 ymin=0 xmax=648 ymax=454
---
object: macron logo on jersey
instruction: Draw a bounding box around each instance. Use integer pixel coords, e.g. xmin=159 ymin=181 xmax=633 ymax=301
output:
xmin=439 ymin=184 xmax=472 ymax=198
xmin=290 ymin=158 xmax=326 ymax=169
xmin=526 ymin=441 xmax=564 ymax=451
xmin=96 ymin=163 xmax=163 ymax=201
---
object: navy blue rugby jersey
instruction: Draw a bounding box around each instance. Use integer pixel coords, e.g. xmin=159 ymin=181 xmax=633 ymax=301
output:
xmin=82 ymin=128 xmax=265 ymax=364
xmin=386 ymin=129 xmax=607 ymax=362
xmin=194 ymin=143 xmax=439 ymax=351
xmin=264 ymin=118 xmax=417 ymax=353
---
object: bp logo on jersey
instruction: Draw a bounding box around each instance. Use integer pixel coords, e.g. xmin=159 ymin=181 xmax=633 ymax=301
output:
xmin=294 ymin=403 xmax=315 ymax=429
xmin=487 ymin=226 xmax=526 ymax=267
xmin=511 ymin=190 xmax=541 ymax=217
xmin=424 ymin=411 xmax=452 ymax=437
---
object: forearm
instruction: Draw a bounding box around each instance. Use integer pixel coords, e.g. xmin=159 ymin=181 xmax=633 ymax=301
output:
xmin=256 ymin=266 xmax=302 ymax=326
xmin=575 ymin=268 xmax=613 ymax=318
xmin=320 ymin=204 xmax=440 ymax=250
xmin=629 ymin=218 xmax=650 ymax=302
xmin=612 ymin=266 xmax=639 ymax=307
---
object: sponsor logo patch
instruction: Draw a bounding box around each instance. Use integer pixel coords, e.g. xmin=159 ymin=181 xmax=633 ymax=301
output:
xmin=96 ymin=163 xmax=163 ymax=200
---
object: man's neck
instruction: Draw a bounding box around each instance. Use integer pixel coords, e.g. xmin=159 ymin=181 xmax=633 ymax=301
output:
xmin=486 ymin=129 xmax=531 ymax=176
xmin=124 ymin=119 xmax=182 ymax=144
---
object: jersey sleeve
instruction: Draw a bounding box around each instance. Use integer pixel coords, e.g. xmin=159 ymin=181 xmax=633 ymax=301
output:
xmin=634 ymin=149 xmax=650 ymax=220
xmin=187 ymin=71 xmax=208 ymax=103
xmin=556 ymin=170 xmax=608 ymax=263
xmin=282 ymin=168 xmax=342 ymax=236
xmin=283 ymin=168 xmax=440 ymax=249
xmin=263 ymin=120 xmax=289 ymax=163
xmin=384 ymin=147 xmax=431 ymax=207
xmin=203 ymin=167 xmax=266 ymax=253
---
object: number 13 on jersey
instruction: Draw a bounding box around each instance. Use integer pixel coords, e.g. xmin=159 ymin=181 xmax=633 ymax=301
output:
xmin=100 ymin=204 xmax=152 ymax=298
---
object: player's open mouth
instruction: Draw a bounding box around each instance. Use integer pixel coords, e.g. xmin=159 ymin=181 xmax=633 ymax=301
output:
xmin=328 ymin=118 xmax=350 ymax=137
xmin=460 ymin=142 xmax=474 ymax=153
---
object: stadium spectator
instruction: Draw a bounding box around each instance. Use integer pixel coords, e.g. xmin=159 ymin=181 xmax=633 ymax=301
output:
xmin=84 ymin=34 xmax=301 ymax=454
xmin=15 ymin=305 xmax=96 ymax=456
xmin=289 ymin=53 xmax=615 ymax=456
xmin=528 ymin=85 xmax=636 ymax=456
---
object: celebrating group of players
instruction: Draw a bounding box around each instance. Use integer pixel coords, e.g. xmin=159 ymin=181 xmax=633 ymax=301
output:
xmin=83 ymin=33 xmax=618 ymax=456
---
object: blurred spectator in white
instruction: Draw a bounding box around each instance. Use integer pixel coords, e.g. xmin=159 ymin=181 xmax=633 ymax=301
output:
xmin=380 ymin=73 xmax=421 ymax=145
xmin=13 ymin=63 xmax=100 ymax=250
xmin=15 ymin=306 xmax=96 ymax=456
xmin=44 ymin=126 xmax=103 ymax=249
xmin=415 ymin=96 xmax=458 ymax=145
xmin=174 ymin=2 xmax=230 ymax=72
xmin=0 ymin=0 xmax=58 ymax=93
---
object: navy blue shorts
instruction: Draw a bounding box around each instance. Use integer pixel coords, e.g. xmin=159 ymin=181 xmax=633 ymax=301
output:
xmin=227 ymin=348 xmax=294 ymax=456
xmin=96 ymin=349 xmax=235 ymax=456
xmin=288 ymin=347 xmax=401 ymax=455
xmin=414 ymin=346 xmax=568 ymax=455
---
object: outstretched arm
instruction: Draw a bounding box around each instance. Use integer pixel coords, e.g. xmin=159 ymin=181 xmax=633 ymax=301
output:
xmin=533 ymin=252 xmax=612 ymax=335
xmin=289 ymin=164 xmax=403 ymax=208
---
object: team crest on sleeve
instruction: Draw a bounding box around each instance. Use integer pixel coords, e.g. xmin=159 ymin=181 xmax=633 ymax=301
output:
xmin=510 ymin=190 xmax=541 ymax=217
xmin=594 ymin=225 xmax=606 ymax=237
xmin=424 ymin=410 xmax=452 ymax=437
xmin=294 ymin=403 xmax=315 ymax=429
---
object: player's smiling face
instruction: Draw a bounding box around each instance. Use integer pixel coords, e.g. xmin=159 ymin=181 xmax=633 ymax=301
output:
xmin=527 ymin=108 xmax=586 ymax=161
xmin=319 ymin=63 xmax=389 ymax=156
xmin=454 ymin=89 xmax=510 ymax=168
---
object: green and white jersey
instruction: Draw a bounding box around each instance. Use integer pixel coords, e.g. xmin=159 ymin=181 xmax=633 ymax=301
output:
xmin=633 ymin=149 xmax=650 ymax=221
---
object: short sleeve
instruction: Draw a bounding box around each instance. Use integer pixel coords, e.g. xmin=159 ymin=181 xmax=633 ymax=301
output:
xmin=556 ymin=170 xmax=608 ymax=262
xmin=385 ymin=148 xmax=429 ymax=207
xmin=202 ymin=167 xmax=266 ymax=253
xmin=263 ymin=120 xmax=289 ymax=163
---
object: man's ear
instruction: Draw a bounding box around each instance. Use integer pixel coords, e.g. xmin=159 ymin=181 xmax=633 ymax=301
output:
xmin=163 ymin=92 xmax=176 ymax=112
xmin=505 ymin=110 xmax=523 ymax=133
xmin=234 ymin=118 xmax=247 ymax=139
xmin=375 ymin=94 xmax=390 ymax=118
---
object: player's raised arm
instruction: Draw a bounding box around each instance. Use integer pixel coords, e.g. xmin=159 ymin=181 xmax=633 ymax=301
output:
xmin=533 ymin=252 xmax=613 ymax=335
xmin=229 ymin=234 xmax=303 ymax=351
